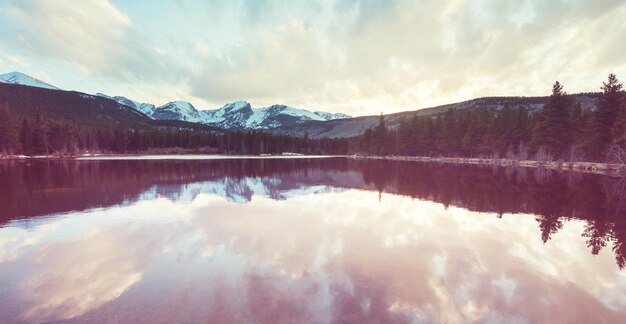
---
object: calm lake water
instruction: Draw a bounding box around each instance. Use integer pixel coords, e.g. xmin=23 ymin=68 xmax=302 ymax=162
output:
xmin=0 ymin=157 xmax=625 ymax=323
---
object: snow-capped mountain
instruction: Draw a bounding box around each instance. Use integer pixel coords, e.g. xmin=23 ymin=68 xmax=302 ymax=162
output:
xmin=195 ymin=101 xmax=352 ymax=130
xmin=96 ymin=93 xmax=156 ymax=116
xmin=153 ymin=101 xmax=203 ymax=122
xmin=314 ymin=111 xmax=351 ymax=120
xmin=3 ymin=71 xmax=352 ymax=130
xmin=199 ymin=101 xmax=254 ymax=129
xmin=0 ymin=72 xmax=60 ymax=90
xmin=97 ymin=95 xmax=352 ymax=130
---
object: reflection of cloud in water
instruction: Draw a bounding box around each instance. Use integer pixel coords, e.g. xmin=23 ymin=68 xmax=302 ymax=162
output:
xmin=0 ymin=190 xmax=625 ymax=323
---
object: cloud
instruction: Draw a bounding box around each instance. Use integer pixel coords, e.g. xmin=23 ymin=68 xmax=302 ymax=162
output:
xmin=1 ymin=190 xmax=625 ymax=322
xmin=0 ymin=0 xmax=624 ymax=114
xmin=183 ymin=0 xmax=626 ymax=114
xmin=0 ymin=0 xmax=181 ymax=82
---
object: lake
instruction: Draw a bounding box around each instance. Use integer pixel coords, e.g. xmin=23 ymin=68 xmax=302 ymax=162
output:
xmin=0 ymin=157 xmax=625 ymax=323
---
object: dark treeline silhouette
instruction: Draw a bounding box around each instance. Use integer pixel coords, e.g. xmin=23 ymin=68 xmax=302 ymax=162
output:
xmin=358 ymin=74 xmax=626 ymax=162
xmin=1 ymin=158 xmax=624 ymax=268
xmin=0 ymin=107 xmax=349 ymax=156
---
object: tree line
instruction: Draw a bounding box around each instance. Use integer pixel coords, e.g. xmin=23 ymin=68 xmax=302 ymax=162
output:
xmin=359 ymin=74 xmax=626 ymax=162
xmin=0 ymin=108 xmax=349 ymax=156
xmin=1 ymin=74 xmax=625 ymax=161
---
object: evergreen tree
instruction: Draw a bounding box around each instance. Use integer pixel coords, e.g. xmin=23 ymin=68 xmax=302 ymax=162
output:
xmin=20 ymin=118 xmax=33 ymax=155
xmin=373 ymin=113 xmax=388 ymax=155
xmin=589 ymin=74 xmax=624 ymax=159
xmin=438 ymin=109 xmax=460 ymax=155
xmin=0 ymin=105 xmax=20 ymax=155
xmin=608 ymin=75 xmax=626 ymax=146
xmin=32 ymin=112 xmax=49 ymax=155
xmin=532 ymin=81 xmax=572 ymax=157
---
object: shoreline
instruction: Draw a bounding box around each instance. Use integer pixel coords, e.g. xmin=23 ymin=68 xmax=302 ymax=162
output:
xmin=0 ymin=153 xmax=349 ymax=161
xmin=2 ymin=153 xmax=624 ymax=176
xmin=351 ymin=155 xmax=626 ymax=177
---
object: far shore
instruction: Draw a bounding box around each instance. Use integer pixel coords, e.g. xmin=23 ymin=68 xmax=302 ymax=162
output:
xmin=0 ymin=153 xmax=349 ymax=161
xmin=352 ymin=155 xmax=626 ymax=177
xmin=2 ymin=153 xmax=625 ymax=177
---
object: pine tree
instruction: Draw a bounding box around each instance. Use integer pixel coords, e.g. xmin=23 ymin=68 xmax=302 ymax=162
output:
xmin=608 ymin=75 xmax=626 ymax=146
xmin=32 ymin=112 xmax=49 ymax=155
xmin=20 ymin=118 xmax=33 ymax=155
xmin=589 ymin=74 xmax=623 ymax=159
xmin=373 ymin=113 xmax=388 ymax=155
xmin=438 ymin=109 xmax=460 ymax=155
xmin=532 ymin=81 xmax=572 ymax=158
xmin=0 ymin=105 xmax=20 ymax=155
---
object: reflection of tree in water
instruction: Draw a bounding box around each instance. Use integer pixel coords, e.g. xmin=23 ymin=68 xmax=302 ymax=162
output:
xmin=2 ymin=158 xmax=625 ymax=269
xmin=357 ymin=160 xmax=626 ymax=269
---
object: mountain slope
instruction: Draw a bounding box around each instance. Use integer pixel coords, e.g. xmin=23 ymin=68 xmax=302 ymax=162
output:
xmin=153 ymin=101 xmax=203 ymax=122
xmin=0 ymin=83 xmax=223 ymax=133
xmin=272 ymin=94 xmax=600 ymax=138
xmin=0 ymin=72 xmax=60 ymax=90
xmin=1 ymin=72 xmax=351 ymax=130
xmin=96 ymin=93 xmax=156 ymax=117
xmin=149 ymin=100 xmax=352 ymax=130
xmin=92 ymin=92 xmax=352 ymax=130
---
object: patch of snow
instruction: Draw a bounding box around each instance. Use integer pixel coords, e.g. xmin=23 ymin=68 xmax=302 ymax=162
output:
xmin=153 ymin=101 xmax=202 ymax=122
xmin=97 ymin=93 xmax=156 ymax=117
xmin=0 ymin=71 xmax=60 ymax=90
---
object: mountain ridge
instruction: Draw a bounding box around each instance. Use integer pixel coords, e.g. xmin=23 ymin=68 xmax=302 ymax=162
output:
xmin=0 ymin=71 xmax=603 ymax=139
xmin=95 ymin=93 xmax=352 ymax=130
xmin=0 ymin=71 xmax=60 ymax=90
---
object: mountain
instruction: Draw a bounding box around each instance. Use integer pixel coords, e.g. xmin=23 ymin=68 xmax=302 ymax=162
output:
xmin=94 ymin=94 xmax=353 ymax=130
xmin=1 ymin=71 xmax=602 ymax=140
xmin=0 ymin=71 xmax=60 ymax=90
xmin=197 ymin=102 xmax=349 ymax=130
xmin=273 ymin=94 xmax=600 ymax=138
xmin=153 ymin=101 xmax=203 ymax=122
xmin=4 ymin=72 xmax=351 ymax=130
xmin=314 ymin=111 xmax=351 ymax=120
xmin=96 ymin=93 xmax=156 ymax=116
xmin=0 ymin=82 xmax=223 ymax=133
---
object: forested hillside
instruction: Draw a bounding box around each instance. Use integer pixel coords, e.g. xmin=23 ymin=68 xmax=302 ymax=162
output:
xmin=357 ymin=74 xmax=626 ymax=163
xmin=0 ymin=83 xmax=348 ymax=156
xmin=1 ymin=74 xmax=625 ymax=162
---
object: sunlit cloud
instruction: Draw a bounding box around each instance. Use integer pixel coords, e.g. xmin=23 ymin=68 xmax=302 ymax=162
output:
xmin=0 ymin=0 xmax=624 ymax=114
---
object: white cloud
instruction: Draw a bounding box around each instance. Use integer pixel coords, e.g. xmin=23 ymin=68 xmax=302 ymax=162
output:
xmin=0 ymin=0 xmax=625 ymax=115
xmin=0 ymin=0 xmax=181 ymax=82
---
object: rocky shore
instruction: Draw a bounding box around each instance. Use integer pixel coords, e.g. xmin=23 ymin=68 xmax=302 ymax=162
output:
xmin=352 ymin=155 xmax=626 ymax=177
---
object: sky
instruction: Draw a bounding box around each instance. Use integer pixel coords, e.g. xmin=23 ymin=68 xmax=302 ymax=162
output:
xmin=0 ymin=0 xmax=625 ymax=116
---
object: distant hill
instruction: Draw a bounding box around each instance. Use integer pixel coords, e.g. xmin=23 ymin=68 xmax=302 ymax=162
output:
xmin=272 ymin=94 xmax=601 ymax=138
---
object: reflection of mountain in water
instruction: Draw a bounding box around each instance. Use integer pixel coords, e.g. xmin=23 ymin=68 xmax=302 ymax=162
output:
xmin=142 ymin=176 xmax=348 ymax=203
xmin=1 ymin=158 xmax=625 ymax=268
xmin=0 ymin=159 xmax=365 ymax=220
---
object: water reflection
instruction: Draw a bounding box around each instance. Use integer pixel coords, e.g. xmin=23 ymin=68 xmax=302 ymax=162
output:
xmin=0 ymin=158 xmax=625 ymax=323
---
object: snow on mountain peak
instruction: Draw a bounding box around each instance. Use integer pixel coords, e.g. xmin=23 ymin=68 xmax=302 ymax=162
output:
xmin=153 ymin=101 xmax=202 ymax=122
xmin=1 ymin=71 xmax=352 ymax=128
xmin=221 ymin=100 xmax=251 ymax=111
xmin=0 ymin=71 xmax=60 ymax=90
xmin=314 ymin=111 xmax=351 ymax=120
xmin=95 ymin=93 xmax=156 ymax=117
